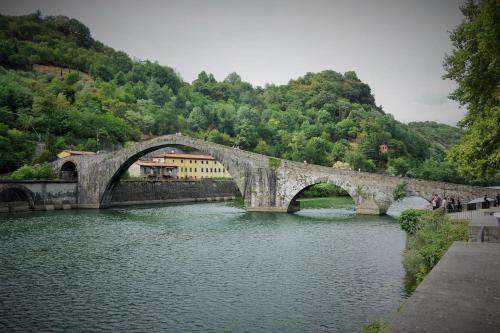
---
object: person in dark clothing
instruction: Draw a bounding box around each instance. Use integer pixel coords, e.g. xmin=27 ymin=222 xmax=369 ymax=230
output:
xmin=456 ymin=198 xmax=462 ymax=212
xmin=483 ymin=195 xmax=490 ymax=209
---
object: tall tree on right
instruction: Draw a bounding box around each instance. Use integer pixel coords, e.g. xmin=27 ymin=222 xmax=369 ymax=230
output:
xmin=444 ymin=0 xmax=500 ymax=181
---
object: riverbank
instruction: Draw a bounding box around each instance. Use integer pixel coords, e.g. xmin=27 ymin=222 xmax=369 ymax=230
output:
xmin=298 ymin=196 xmax=354 ymax=209
xmin=386 ymin=241 xmax=500 ymax=332
xmin=364 ymin=209 xmax=470 ymax=332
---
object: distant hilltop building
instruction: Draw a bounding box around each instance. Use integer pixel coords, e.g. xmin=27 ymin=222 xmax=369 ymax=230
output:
xmin=379 ymin=143 xmax=389 ymax=154
xmin=128 ymin=153 xmax=231 ymax=180
xmin=57 ymin=150 xmax=96 ymax=159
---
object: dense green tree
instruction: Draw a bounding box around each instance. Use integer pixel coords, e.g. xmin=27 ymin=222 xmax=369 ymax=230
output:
xmin=444 ymin=0 xmax=500 ymax=181
xmin=386 ymin=157 xmax=412 ymax=177
xmin=0 ymin=124 xmax=35 ymax=172
xmin=345 ymin=151 xmax=377 ymax=172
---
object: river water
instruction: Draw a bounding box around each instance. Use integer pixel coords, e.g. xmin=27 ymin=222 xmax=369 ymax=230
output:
xmin=0 ymin=202 xmax=407 ymax=332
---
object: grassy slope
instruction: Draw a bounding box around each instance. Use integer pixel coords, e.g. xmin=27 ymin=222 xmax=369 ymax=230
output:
xmin=299 ymin=196 xmax=354 ymax=209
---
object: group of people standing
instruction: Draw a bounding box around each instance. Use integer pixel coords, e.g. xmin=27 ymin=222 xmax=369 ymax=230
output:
xmin=431 ymin=193 xmax=500 ymax=213
xmin=431 ymin=194 xmax=462 ymax=212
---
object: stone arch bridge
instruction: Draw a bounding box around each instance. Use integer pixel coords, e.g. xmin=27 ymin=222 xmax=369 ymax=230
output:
xmin=53 ymin=135 xmax=497 ymax=215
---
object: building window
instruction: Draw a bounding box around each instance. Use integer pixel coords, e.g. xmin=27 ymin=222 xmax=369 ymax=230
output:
xmin=201 ymin=168 xmax=204 ymax=172
xmin=195 ymin=160 xmax=197 ymax=164
xmin=194 ymin=168 xmax=197 ymax=172
xmin=189 ymin=168 xmax=192 ymax=172
xmin=181 ymin=160 xmax=183 ymax=163
xmin=190 ymin=160 xmax=192 ymax=164
xmin=210 ymin=168 xmax=213 ymax=172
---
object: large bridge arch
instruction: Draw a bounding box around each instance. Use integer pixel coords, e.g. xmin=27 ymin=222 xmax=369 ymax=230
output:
xmin=94 ymin=135 xmax=262 ymax=207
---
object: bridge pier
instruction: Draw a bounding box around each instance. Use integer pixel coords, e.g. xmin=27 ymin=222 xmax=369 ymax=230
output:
xmin=356 ymin=198 xmax=390 ymax=215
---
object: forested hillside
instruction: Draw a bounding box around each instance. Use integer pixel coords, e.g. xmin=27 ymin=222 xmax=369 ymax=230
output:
xmin=0 ymin=12 xmax=469 ymax=183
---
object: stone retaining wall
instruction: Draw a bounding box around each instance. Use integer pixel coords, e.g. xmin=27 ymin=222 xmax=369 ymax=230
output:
xmin=0 ymin=180 xmax=78 ymax=213
xmin=109 ymin=179 xmax=239 ymax=206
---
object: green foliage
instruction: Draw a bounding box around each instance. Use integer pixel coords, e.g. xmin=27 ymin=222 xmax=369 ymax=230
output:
xmin=345 ymin=151 xmax=377 ymax=172
xmin=0 ymin=124 xmax=35 ymax=173
xmin=10 ymin=162 xmax=52 ymax=180
xmin=269 ymin=157 xmax=281 ymax=171
xmin=386 ymin=157 xmax=411 ymax=177
xmin=363 ymin=319 xmax=389 ymax=333
xmin=299 ymin=183 xmax=349 ymax=198
xmin=443 ymin=0 xmax=500 ymax=181
xmin=407 ymin=121 xmax=463 ymax=151
xmin=397 ymin=209 xmax=431 ymax=235
xmin=412 ymin=159 xmax=466 ymax=184
xmin=0 ymin=11 xmax=478 ymax=187
xmin=392 ymin=182 xmax=408 ymax=201
xmin=402 ymin=210 xmax=468 ymax=291
xmin=299 ymin=196 xmax=354 ymax=209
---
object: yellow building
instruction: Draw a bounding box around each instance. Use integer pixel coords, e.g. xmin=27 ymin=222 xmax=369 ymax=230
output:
xmin=151 ymin=153 xmax=231 ymax=180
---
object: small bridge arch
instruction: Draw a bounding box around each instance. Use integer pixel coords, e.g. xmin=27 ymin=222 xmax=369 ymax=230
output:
xmin=286 ymin=179 xmax=358 ymax=212
xmin=0 ymin=184 xmax=35 ymax=212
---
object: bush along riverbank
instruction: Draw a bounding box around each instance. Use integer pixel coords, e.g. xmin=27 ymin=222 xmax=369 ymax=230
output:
xmin=363 ymin=208 xmax=468 ymax=332
xmin=398 ymin=209 xmax=468 ymax=292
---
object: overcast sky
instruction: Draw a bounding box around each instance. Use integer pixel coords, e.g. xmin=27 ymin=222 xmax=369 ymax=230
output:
xmin=0 ymin=0 xmax=466 ymax=125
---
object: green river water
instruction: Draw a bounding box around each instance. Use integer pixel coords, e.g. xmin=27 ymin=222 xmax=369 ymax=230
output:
xmin=0 ymin=200 xmax=408 ymax=332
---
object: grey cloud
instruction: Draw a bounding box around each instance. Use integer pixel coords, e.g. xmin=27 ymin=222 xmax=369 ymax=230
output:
xmin=415 ymin=92 xmax=449 ymax=106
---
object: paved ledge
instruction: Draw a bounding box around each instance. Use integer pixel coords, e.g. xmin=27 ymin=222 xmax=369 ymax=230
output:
xmin=468 ymin=214 xmax=500 ymax=243
xmin=386 ymin=242 xmax=500 ymax=333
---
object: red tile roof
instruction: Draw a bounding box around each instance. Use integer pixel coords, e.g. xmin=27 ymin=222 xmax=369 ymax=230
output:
xmin=135 ymin=161 xmax=178 ymax=168
xmin=152 ymin=153 xmax=215 ymax=160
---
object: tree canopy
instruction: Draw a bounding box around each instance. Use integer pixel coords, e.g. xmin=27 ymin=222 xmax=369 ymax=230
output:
xmin=443 ymin=0 xmax=500 ymax=181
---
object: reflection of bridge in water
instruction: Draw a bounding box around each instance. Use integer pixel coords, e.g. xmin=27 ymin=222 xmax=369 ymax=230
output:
xmin=47 ymin=135 xmax=497 ymax=215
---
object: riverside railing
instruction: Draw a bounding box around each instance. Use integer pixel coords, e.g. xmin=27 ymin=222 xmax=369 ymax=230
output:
xmin=446 ymin=200 xmax=499 ymax=221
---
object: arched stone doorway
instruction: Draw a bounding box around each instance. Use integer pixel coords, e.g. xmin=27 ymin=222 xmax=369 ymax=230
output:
xmin=60 ymin=161 xmax=78 ymax=180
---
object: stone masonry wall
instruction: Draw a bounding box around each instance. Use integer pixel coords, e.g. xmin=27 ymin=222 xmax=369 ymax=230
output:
xmin=0 ymin=181 xmax=78 ymax=212
xmin=109 ymin=179 xmax=239 ymax=206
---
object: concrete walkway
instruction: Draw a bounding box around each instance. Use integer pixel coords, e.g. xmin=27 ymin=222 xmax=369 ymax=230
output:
xmin=386 ymin=242 xmax=500 ymax=333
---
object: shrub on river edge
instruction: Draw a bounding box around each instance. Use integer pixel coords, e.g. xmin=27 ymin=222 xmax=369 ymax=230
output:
xmin=399 ymin=209 xmax=468 ymax=292
xmin=364 ymin=209 xmax=468 ymax=332
xmin=363 ymin=319 xmax=388 ymax=333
